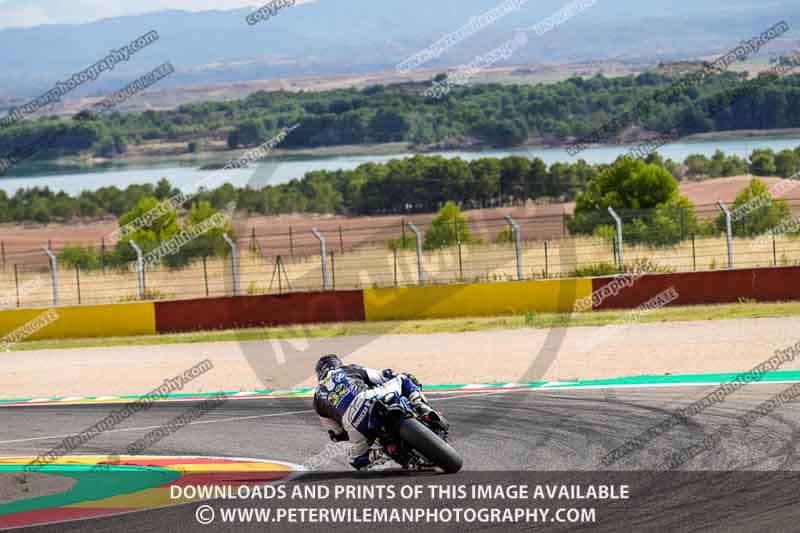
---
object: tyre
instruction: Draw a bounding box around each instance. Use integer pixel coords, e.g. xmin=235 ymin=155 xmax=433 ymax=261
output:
xmin=397 ymin=418 xmax=463 ymax=473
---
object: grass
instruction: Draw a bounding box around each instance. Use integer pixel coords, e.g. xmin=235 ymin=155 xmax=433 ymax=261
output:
xmin=12 ymin=300 xmax=800 ymax=353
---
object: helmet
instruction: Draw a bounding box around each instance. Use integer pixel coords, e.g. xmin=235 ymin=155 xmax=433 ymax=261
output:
xmin=315 ymin=354 xmax=342 ymax=381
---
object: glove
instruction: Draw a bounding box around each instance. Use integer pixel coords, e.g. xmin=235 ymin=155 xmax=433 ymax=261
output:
xmin=328 ymin=430 xmax=349 ymax=442
xmin=381 ymin=369 xmax=398 ymax=380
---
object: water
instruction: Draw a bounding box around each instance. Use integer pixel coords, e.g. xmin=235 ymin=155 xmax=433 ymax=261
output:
xmin=2 ymin=135 xmax=799 ymax=196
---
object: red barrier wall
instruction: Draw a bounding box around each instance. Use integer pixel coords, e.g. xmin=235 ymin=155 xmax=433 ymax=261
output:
xmin=154 ymin=290 xmax=365 ymax=333
xmin=592 ymin=266 xmax=800 ymax=310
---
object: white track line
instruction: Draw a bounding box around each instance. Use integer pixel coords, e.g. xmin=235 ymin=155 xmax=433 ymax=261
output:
xmin=6 ymin=379 xmax=796 ymax=446
xmin=0 ymin=389 xmax=535 ymax=446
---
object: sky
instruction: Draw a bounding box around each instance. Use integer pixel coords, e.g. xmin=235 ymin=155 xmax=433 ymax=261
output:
xmin=0 ymin=0 xmax=315 ymax=29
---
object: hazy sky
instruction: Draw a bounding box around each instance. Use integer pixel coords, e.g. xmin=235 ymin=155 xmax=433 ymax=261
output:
xmin=0 ymin=0 xmax=315 ymax=29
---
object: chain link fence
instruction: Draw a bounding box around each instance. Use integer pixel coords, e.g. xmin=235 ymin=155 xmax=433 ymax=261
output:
xmin=1 ymin=202 xmax=799 ymax=309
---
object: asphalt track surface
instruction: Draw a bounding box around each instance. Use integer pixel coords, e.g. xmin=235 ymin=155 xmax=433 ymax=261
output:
xmin=3 ymin=385 xmax=800 ymax=531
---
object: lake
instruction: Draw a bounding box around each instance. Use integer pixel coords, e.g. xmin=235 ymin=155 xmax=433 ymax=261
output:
xmin=2 ymin=135 xmax=800 ymax=196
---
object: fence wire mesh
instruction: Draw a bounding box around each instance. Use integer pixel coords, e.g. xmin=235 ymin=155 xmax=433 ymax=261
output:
xmin=1 ymin=202 xmax=799 ymax=309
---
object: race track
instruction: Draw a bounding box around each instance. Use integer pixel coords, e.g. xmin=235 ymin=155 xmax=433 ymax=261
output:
xmin=2 ymin=385 xmax=800 ymax=531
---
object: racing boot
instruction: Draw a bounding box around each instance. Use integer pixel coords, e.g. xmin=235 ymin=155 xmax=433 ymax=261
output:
xmin=409 ymin=390 xmax=450 ymax=432
xmin=408 ymin=390 xmax=433 ymax=416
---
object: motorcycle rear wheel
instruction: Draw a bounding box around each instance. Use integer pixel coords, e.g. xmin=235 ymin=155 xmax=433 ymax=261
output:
xmin=396 ymin=418 xmax=463 ymax=473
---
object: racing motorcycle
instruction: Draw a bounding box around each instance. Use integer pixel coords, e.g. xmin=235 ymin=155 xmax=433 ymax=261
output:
xmin=368 ymin=392 xmax=462 ymax=474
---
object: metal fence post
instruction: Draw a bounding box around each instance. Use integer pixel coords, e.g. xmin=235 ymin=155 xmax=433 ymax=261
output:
xmin=504 ymin=215 xmax=523 ymax=281
xmin=311 ymin=228 xmax=329 ymax=290
xmin=544 ymin=241 xmax=549 ymax=279
xmin=202 ymin=256 xmax=210 ymax=297
xmin=223 ymin=233 xmax=240 ymax=296
xmin=607 ymin=207 xmax=624 ymax=272
xmin=406 ymin=221 xmax=425 ymax=286
xmin=129 ymin=240 xmax=146 ymax=300
xmin=75 ymin=266 xmax=81 ymax=305
xmin=457 ymin=242 xmax=463 ymax=281
xmin=41 ymin=245 xmax=59 ymax=306
xmin=330 ymin=251 xmax=336 ymax=290
xmin=773 ymin=232 xmax=778 ymax=266
xmin=1 ymin=241 xmax=5 ymax=271
xmin=611 ymin=236 xmax=617 ymax=265
xmin=717 ymin=201 xmax=734 ymax=270
xmin=13 ymin=264 xmax=20 ymax=307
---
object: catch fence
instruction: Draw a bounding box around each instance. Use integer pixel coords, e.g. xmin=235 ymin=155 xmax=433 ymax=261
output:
xmin=1 ymin=202 xmax=799 ymax=309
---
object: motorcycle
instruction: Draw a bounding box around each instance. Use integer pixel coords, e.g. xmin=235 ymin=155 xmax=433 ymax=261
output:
xmin=367 ymin=392 xmax=462 ymax=474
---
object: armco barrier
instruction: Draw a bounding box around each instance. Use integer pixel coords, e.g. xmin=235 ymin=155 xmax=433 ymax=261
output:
xmin=153 ymin=290 xmax=365 ymax=333
xmin=0 ymin=302 xmax=156 ymax=341
xmin=592 ymin=266 xmax=800 ymax=310
xmin=363 ymin=279 xmax=593 ymax=322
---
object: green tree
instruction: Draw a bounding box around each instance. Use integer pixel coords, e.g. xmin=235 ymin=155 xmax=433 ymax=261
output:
xmin=155 ymin=178 xmax=175 ymax=199
xmin=114 ymin=197 xmax=179 ymax=266
xmin=750 ymin=149 xmax=777 ymax=176
xmin=30 ymin=198 xmax=51 ymax=224
xmin=685 ymin=154 xmax=711 ymax=177
xmin=58 ymin=244 xmax=98 ymax=270
xmin=500 ymin=156 xmax=531 ymax=203
xmin=227 ymin=119 xmax=266 ymax=148
xmin=164 ymin=201 xmax=234 ymax=268
xmin=775 ymin=149 xmax=800 ymax=178
xmin=422 ymin=201 xmax=475 ymax=250
xmin=468 ymin=158 xmax=501 ymax=207
xmin=717 ymin=177 xmax=792 ymax=236
xmin=569 ymin=157 xmax=697 ymax=245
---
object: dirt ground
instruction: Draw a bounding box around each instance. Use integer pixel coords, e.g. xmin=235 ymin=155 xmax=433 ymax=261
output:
xmin=2 ymin=316 xmax=798 ymax=399
xmin=0 ymin=472 xmax=75 ymax=505
xmin=5 ymin=175 xmax=800 ymax=265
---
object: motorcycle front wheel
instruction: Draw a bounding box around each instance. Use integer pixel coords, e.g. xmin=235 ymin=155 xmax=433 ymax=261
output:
xmin=396 ymin=418 xmax=463 ymax=473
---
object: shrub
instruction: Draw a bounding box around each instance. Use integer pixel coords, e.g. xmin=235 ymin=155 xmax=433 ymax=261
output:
xmin=569 ymin=157 xmax=701 ymax=246
xmin=716 ymin=177 xmax=792 ymax=237
xmin=387 ymin=235 xmax=417 ymax=251
xmin=570 ymin=258 xmax=673 ymax=278
xmin=496 ymin=225 xmax=515 ymax=244
xmin=570 ymin=262 xmax=619 ymax=277
xmin=119 ymin=288 xmax=174 ymax=302
xmin=57 ymin=244 xmax=107 ymax=270
xmin=423 ymin=201 xmax=480 ymax=250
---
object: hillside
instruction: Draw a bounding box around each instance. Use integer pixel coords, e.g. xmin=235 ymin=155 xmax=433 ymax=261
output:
xmin=0 ymin=0 xmax=796 ymax=99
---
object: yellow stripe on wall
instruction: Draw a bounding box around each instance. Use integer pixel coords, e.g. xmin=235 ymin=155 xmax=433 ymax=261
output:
xmin=363 ymin=279 xmax=593 ymax=322
xmin=0 ymin=303 xmax=156 ymax=341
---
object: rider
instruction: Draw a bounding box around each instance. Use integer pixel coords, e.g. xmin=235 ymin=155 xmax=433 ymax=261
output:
xmin=313 ymin=353 xmax=433 ymax=470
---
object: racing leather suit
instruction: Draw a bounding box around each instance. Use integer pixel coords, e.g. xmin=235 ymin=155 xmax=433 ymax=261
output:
xmin=313 ymin=364 xmax=425 ymax=469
